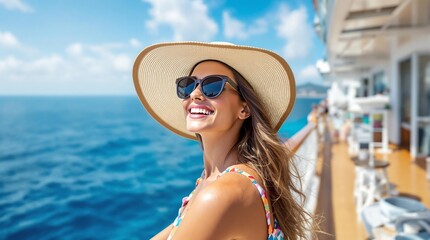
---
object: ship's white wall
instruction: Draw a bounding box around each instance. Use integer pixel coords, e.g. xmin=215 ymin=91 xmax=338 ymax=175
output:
xmin=388 ymin=33 xmax=430 ymax=147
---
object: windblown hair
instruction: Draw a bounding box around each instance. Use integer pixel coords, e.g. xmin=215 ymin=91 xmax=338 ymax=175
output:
xmin=190 ymin=60 xmax=314 ymax=240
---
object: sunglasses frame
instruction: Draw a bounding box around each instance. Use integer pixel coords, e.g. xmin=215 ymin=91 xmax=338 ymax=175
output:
xmin=175 ymin=74 xmax=241 ymax=99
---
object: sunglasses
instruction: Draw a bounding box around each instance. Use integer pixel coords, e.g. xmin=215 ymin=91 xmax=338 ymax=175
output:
xmin=175 ymin=75 xmax=241 ymax=99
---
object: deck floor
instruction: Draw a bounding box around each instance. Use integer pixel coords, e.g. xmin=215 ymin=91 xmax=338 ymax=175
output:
xmin=315 ymin=125 xmax=430 ymax=240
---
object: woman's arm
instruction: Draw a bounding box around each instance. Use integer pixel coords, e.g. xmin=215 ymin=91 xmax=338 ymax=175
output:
xmin=150 ymin=224 xmax=173 ymax=240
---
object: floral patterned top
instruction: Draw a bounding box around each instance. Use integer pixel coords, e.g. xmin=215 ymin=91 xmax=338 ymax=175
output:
xmin=167 ymin=166 xmax=285 ymax=240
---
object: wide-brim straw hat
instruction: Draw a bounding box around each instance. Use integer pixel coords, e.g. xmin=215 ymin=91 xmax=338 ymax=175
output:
xmin=133 ymin=41 xmax=296 ymax=140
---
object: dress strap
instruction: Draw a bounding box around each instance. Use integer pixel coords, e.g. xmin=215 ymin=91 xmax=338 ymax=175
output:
xmin=168 ymin=176 xmax=201 ymax=240
xmin=219 ymin=166 xmax=274 ymax=234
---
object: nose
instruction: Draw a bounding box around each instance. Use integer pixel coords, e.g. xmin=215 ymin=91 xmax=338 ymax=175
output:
xmin=189 ymin=83 xmax=204 ymax=100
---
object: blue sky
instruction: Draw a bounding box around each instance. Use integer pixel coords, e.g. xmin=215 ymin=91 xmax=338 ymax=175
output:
xmin=0 ymin=0 xmax=325 ymax=95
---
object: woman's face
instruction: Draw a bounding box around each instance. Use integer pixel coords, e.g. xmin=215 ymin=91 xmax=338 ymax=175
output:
xmin=181 ymin=61 xmax=247 ymax=135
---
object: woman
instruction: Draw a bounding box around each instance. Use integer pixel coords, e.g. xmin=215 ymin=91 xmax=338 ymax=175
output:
xmin=133 ymin=42 xmax=312 ymax=239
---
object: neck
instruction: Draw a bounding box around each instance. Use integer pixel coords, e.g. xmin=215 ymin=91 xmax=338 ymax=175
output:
xmin=200 ymin=131 xmax=240 ymax=181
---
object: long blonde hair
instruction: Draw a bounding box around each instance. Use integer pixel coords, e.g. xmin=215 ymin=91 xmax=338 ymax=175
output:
xmin=191 ymin=60 xmax=313 ymax=239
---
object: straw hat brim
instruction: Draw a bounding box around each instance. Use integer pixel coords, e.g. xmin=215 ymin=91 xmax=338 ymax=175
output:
xmin=133 ymin=42 xmax=296 ymax=140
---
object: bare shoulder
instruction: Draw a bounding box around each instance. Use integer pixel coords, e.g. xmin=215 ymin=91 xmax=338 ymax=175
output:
xmin=194 ymin=164 xmax=263 ymax=203
xmin=171 ymin=167 xmax=267 ymax=239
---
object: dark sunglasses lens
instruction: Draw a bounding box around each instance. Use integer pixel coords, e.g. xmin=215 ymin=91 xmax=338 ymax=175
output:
xmin=177 ymin=77 xmax=196 ymax=98
xmin=202 ymin=77 xmax=224 ymax=98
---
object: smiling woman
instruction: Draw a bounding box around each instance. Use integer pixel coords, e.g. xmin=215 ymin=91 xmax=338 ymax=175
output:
xmin=133 ymin=42 xmax=314 ymax=240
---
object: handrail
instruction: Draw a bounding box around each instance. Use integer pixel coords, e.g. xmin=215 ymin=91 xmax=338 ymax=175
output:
xmin=284 ymin=121 xmax=317 ymax=153
xmin=283 ymin=114 xmax=321 ymax=225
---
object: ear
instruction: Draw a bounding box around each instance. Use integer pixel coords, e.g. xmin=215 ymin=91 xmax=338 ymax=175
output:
xmin=238 ymin=103 xmax=251 ymax=120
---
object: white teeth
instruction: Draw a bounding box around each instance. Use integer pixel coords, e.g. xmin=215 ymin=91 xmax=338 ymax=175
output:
xmin=190 ymin=108 xmax=212 ymax=115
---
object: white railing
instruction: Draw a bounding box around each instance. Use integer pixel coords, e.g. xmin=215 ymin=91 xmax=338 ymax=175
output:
xmin=285 ymin=120 xmax=321 ymax=215
xmin=284 ymin=119 xmax=322 ymax=238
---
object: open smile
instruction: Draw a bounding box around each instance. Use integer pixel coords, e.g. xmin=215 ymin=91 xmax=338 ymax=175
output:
xmin=189 ymin=107 xmax=214 ymax=115
xmin=187 ymin=106 xmax=215 ymax=119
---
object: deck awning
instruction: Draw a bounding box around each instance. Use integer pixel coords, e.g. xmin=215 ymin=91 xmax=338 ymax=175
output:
xmin=322 ymin=0 xmax=430 ymax=74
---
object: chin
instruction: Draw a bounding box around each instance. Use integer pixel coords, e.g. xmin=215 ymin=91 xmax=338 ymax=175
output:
xmin=186 ymin=126 xmax=205 ymax=133
xmin=186 ymin=120 xmax=211 ymax=133
xmin=187 ymin=124 xmax=215 ymax=134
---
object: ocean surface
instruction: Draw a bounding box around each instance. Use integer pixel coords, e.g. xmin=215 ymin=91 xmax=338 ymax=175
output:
xmin=0 ymin=96 xmax=322 ymax=239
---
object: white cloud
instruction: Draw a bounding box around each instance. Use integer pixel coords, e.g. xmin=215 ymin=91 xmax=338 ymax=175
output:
xmin=222 ymin=11 xmax=268 ymax=40
xmin=0 ymin=31 xmax=20 ymax=48
xmin=143 ymin=0 xmax=218 ymax=41
xmin=276 ymin=5 xmax=313 ymax=59
xmin=65 ymin=42 xmax=131 ymax=73
xmin=28 ymin=54 xmax=64 ymax=73
xmin=0 ymin=56 xmax=21 ymax=72
xmin=0 ymin=0 xmax=33 ymax=12
xmin=248 ymin=18 xmax=268 ymax=35
xmin=223 ymin=11 xmax=247 ymax=39
xmin=66 ymin=43 xmax=84 ymax=56
xmin=0 ymin=41 xmax=135 ymax=95
xmin=299 ymin=65 xmax=320 ymax=81
xmin=129 ymin=38 xmax=141 ymax=48
xmin=112 ymin=54 xmax=132 ymax=71
xmin=84 ymin=43 xmax=132 ymax=72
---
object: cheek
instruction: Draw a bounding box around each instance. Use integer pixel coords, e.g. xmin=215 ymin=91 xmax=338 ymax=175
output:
xmin=213 ymin=100 xmax=241 ymax=120
xmin=181 ymin=100 xmax=189 ymax=114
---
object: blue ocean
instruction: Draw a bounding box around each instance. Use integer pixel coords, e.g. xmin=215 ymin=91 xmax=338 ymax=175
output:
xmin=0 ymin=96 xmax=322 ymax=239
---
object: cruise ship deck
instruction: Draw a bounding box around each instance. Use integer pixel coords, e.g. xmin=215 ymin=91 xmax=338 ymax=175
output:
xmin=315 ymin=123 xmax=430 ymax=239
xmin=311 ymin=0 xmax=430 ymax=237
